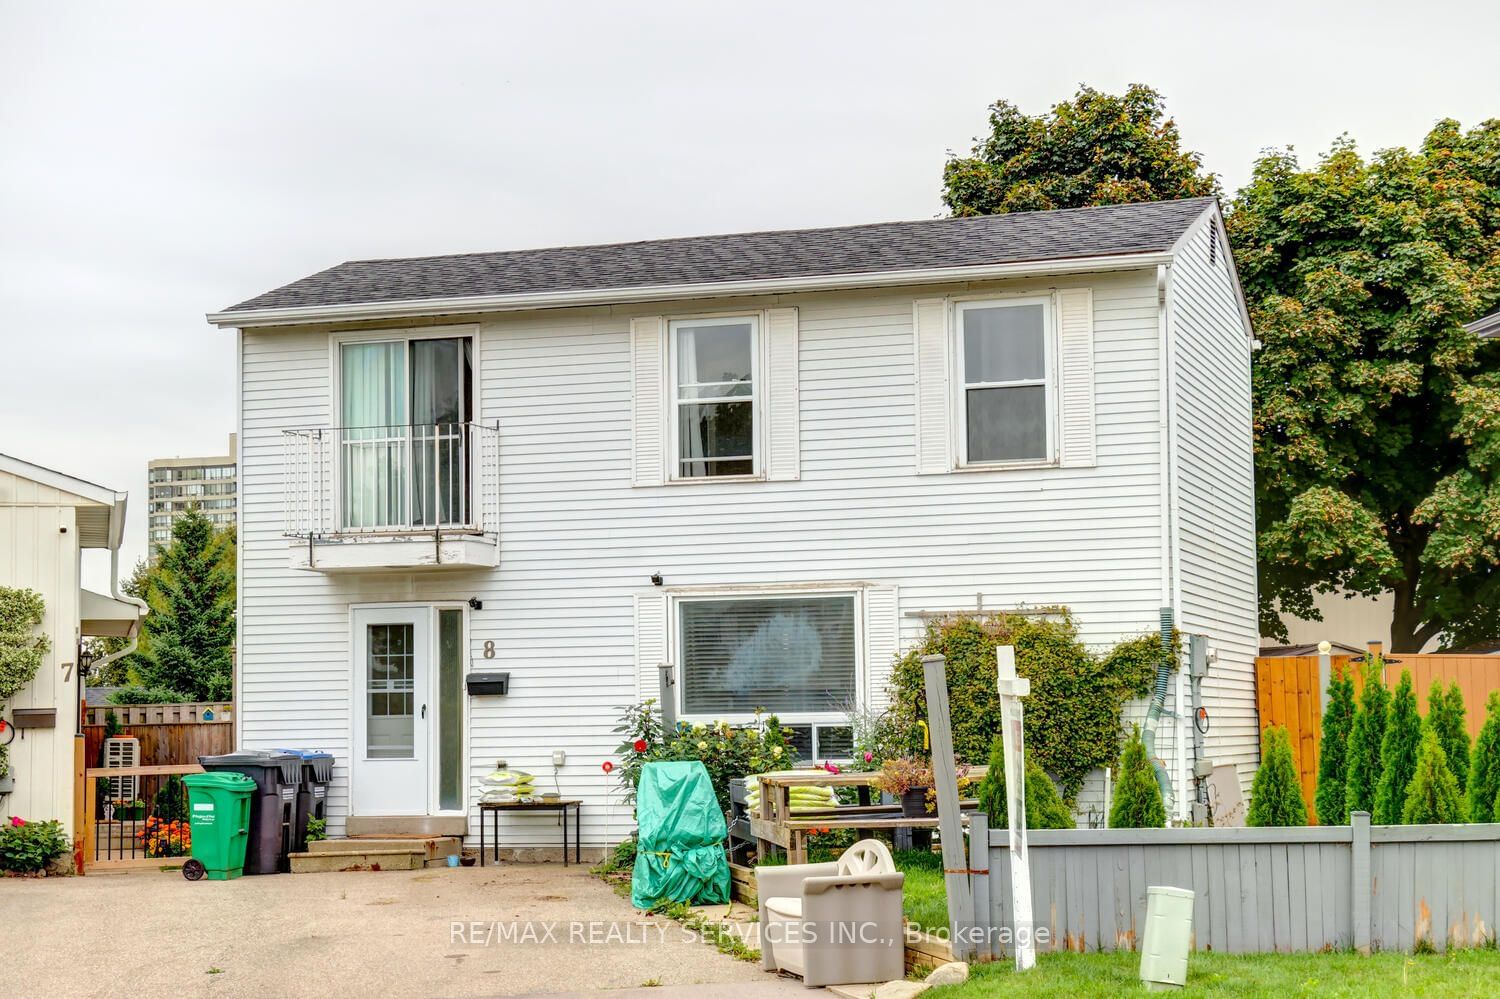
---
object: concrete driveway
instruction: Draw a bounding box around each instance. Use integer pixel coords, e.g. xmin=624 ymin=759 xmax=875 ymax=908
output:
xmin=0 ymin=865 xmax=804 ymax=998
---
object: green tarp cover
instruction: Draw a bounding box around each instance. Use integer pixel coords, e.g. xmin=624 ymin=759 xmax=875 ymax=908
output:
xmin=631 ymin=761 xmax=729 ymax=910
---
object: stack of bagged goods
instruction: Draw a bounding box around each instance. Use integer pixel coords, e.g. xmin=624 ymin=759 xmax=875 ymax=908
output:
xmin=744 ymin=772 xmax=838 ymax=814
xmin=479 ymin=766 xmax=536 ymax=803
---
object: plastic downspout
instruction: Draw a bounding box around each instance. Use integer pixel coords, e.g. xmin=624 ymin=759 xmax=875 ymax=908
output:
xmin=1142 ymin=606 xmax=1175 ymax=810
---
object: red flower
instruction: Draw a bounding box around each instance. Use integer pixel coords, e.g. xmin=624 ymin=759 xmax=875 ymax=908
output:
xmin=632 ymin=739 xmax=648 ymax=753
xmin=601 ymin=761 xmax=615 ymax=774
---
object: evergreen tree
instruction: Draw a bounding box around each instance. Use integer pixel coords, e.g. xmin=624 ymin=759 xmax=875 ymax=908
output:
xmin=132 ymin=510 xmax=235 ymax=701
xmin=1427 ymin=682 xmax=1470 ymax=794
xmin=1344 ymin=660 xmax=1390 ymax=819
xmin=1110 ymin=726 xmax=1166 ymax=829
xmin=1467 ymin=692 xmax=1500 ymax=823
xmin=977 ymin=735 xmax=1075 ymax=830
xmin=1248 ymin=726 xmax=1309 ymax=827
xmin=1402 ymin=728 xmax=1466 ymax=825
xmin=1373 ymin=671 xmax=1422 ymax=824
xmin=1314 ymin=664 xmax=1356 ymax=825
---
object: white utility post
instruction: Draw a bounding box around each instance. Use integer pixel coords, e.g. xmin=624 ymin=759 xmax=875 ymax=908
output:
xmin=996 ymin=645 xmax=1036 ymax=971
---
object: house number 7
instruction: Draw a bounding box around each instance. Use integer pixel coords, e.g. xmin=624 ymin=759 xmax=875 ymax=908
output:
xmin=483 ymin=640 xmax=495 ymax=659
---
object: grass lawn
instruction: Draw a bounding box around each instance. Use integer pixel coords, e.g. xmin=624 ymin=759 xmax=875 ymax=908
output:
xmin=926 ymin=949 xmax=1500 ymax=998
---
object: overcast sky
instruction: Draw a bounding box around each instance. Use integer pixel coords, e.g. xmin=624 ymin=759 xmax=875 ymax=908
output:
xmin=2 ymin=1 xmax=1496 ymax=589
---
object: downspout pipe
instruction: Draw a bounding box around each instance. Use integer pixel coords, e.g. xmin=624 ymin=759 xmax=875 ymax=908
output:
xmin=1141 ymin=607 xmax=1177 ymax=810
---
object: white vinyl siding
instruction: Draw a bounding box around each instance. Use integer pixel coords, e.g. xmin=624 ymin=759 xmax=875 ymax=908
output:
xmin=1169 ymin=218 xmax=1260 ymax=795
xmin=236 ymin=267 xmax=1188 ymax=845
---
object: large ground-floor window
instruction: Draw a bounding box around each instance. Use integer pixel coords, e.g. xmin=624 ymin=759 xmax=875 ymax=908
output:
xmin=676 ymin=591 xmax=858 ymax=760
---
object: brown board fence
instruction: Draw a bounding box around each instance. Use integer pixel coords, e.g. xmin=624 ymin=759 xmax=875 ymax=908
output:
xmin=979 ymin=815 xmax=1500 ymax=956
xmin=1255 ymin=651 xmax=1500 ymax=823
xmin=83 ymin=719 xmax=232 ymax=768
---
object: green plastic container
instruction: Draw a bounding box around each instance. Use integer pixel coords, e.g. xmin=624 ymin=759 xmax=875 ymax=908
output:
xmin=183 ymin=771 xmax=256 ymax=880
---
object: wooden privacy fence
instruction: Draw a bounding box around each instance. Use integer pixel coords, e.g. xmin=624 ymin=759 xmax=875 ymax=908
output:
xmin=975 ymin=816 xmax=1500 ymax=956
xmin=1255 ymin=649 xmax=1500 ymax=822
xmin=82 ymin=701 xmax=233 ymax=768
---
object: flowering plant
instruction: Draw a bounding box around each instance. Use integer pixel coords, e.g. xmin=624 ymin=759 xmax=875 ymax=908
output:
xmin=136 ymin=816 xmax=190 ymax=858
xmin=613 ymin=699 xmax=798 ymax=813
xmin=0 ymin=817 xmax=67 ymax=874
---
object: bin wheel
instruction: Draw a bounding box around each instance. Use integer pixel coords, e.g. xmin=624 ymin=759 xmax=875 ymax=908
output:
xmin=183 ymin=859 xmax=206 ymax=881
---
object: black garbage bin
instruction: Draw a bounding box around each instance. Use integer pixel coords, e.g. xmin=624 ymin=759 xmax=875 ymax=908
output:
xmin=275 ymin=749 xmax=334 ymax=854
xmin=198 ymin=750 xmax=301 ymax=874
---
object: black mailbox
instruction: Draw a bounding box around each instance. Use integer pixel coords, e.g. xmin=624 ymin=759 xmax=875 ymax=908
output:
xmin=466 ymin=671 xmax=510 ymax=696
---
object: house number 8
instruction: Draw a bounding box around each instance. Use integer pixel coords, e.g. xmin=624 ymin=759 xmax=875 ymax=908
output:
xmin=483 ymin=640 xmax=495 ymax=659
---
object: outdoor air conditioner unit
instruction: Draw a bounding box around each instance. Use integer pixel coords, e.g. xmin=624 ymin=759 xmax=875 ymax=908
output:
xmin=103 ymin=736 xmax=141 ymax=807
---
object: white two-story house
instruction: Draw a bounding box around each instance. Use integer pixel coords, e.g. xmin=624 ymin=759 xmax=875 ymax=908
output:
xmin=209 ymin=198 xmax=1258 ymax=846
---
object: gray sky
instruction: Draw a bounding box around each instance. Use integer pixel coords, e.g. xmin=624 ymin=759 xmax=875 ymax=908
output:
xmin=2 ymin=1 xmax=1496 ymax=590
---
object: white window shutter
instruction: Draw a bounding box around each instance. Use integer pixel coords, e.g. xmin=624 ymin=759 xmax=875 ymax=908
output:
xmin=863 ymin=585 xmax=900 ymax=713
xmin=764 ymin=307 xmax=800 ymax=481
xmin=630 ymin=316 xmax=666 ymax=486
xmin=634 ymin=591 xmax=668 ymax=703
xmin=1057 ymin=288 xmax=1097 ymax=467
xmin=913 ymin=298 xmax=951 ymax=474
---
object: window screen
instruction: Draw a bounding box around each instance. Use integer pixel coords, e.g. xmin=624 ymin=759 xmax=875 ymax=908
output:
xmin=679 ymin=596 xmax=856 ymax=715
xmin=674 ymin=319 xmax=755 ymax=477
xmin=961 ymin=302 xmax=1049 ymax=462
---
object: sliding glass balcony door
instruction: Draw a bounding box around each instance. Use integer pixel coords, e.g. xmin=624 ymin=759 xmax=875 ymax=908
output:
xmin=340 ymin=336 xmax=473 ymax=531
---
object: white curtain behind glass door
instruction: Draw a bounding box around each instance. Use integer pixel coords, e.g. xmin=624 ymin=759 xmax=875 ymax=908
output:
xmin=341 ymin=342 xmax=409 ymax=528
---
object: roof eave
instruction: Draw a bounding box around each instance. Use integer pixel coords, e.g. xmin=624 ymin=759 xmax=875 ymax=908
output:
xmin=206 ymin=250 xmax=1174 ymax=329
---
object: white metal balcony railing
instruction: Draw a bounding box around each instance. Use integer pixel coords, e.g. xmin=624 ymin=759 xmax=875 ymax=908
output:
xmin=282 ymin=423 xmax=500 ymax=540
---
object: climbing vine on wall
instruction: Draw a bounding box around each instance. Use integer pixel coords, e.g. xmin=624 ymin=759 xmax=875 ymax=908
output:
xmin=887 ymin=613 xmax=1161 ymax=803
xmin=0 ymin=587 xmax=50 ymax=780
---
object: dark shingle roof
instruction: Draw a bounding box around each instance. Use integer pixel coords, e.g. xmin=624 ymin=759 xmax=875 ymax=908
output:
xmin=1466 ymin=310 xmax=1500 ymax=338
xmin=221 ymin=197 xmax=1214 ymax=315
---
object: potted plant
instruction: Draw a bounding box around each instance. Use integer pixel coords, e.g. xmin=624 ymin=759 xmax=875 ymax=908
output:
xmin=122 ymin=799 xmax=146 ymax=822
xmin=875 ymin=757 xmax=934 ymax=818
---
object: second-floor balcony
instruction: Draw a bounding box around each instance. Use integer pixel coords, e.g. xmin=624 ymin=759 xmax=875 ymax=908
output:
xmin=282 ymin=422 xmax=499 ymax=571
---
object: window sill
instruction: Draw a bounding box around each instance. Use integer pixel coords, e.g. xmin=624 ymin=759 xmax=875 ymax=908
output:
xmin=950 ymin=459 xmax=1060 ymax=473
xmin=660 ymin=474 xmax=765 ymax=486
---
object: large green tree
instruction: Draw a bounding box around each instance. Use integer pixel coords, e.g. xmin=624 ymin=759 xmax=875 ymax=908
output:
xmin=129 ymin=510 xmax=235 ymax=701
xmin=1228 ymin=121 xmax=1500 ymax=650
xmin=942 ymin=84 xmax=1217 ymax=216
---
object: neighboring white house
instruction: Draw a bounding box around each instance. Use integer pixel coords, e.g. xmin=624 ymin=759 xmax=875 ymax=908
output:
xmin=0 ymin=454 xmax=143 ymax=857
xmin=208 ymin=198 xmax=1259 ymax=844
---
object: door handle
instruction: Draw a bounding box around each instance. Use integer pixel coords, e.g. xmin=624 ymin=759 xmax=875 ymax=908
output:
xmin=421 ymin=704 xmax=427 ymax=719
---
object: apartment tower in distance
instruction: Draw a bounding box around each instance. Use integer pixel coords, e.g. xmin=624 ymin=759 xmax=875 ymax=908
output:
xmin=147 ymin=433 xmax=238 ymax=551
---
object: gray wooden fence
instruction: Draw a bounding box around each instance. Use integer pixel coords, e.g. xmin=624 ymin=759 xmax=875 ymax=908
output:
xmin=974 ymin=814 xmax=1500 ymax=956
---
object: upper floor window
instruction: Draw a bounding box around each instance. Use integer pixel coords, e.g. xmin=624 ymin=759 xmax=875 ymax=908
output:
xmin=670 ymin=316 xmax=757 ymax=479
xmin=956 ymin=298 xmax=1054 ymax=465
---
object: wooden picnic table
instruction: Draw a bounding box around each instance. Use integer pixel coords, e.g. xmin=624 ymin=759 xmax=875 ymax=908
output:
xmin=750 ymin=766 xmax=987 ymax=863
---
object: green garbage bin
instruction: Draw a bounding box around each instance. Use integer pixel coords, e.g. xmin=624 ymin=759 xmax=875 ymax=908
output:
xmin=182 ymin=772 xmax=256 ymax=881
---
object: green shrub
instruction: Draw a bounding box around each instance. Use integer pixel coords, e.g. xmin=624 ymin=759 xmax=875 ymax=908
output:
xmin=1373 ymin=671 xmax=1421 ymax=824
xmin=0 ymin=818 xmax=69 ymax=874
xmin=888 ymin=614 xmax=1159 ymax=803
xmin=976 ymin=735 xmax=1074 ymax=830
xmin=153 ymin=776 xmax=189 ymax=824
xmin=1344 ymin=659 xmax=1390 ymax=818
xmin=1314 ymin=664 xmax=1356 ymax=825
xmin=1109 ymin=726 xmax=1165 ymax=829
xmin=1402 ymin=728 xmax=1466 ymax=825
xmin=1467 ymin=692 xmax=1500 ymax=823
xmin=0 ymin=587 xmax=50 ymax=781
xmin=1248 ymin=726 xmax=1308 ymax=827
xmin=613 ymin=699 xmax=796 ymax=814
xmin=106 ymin=685 xmax=188 ymax=705
xmin=305 ymin=816 xmax=327 ymax=843
xmin=1429 ymin=682 xmax=1470 ymax=794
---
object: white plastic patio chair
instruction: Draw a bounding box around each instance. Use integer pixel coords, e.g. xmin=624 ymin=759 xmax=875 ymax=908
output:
xmin=755 ymin=839 xmax=906 ymax=987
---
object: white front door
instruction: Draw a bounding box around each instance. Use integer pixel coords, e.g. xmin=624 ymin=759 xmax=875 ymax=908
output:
xmin=352 ymin=606 xmax=430 ymax=815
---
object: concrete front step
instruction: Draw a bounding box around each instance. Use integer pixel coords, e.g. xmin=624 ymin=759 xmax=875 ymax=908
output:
xmin=308 ymin=836 xmax=460 ymax=866
xmin=288 ymin=849 xmax=426 ymax=873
